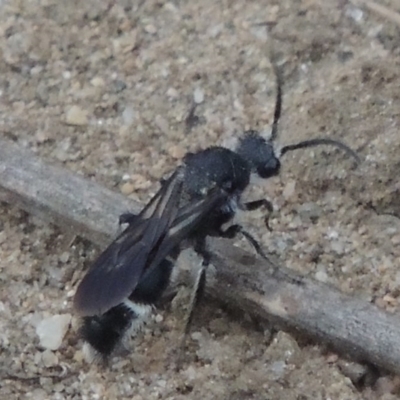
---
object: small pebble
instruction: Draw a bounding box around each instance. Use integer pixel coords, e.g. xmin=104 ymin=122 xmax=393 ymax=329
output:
xmin=337 ymin=360 xmax=369 ymax=386
xmin=120 ymin=182 xmax=135 ymax=195
xmin=36 ymin=314 xmax=71 ymax=350
xmin=331 ymin=241 xmax=345 ymax=256
xmin=345 ymin=7 xmax=363 ymax=23
xmin=375 ymin=376 xmax=400 ymax=397
xmin=59 ymin=252 xmax=70 ymax=263
xmin=29 ymin=388 xmax=48 ymax=400
xmin=41 ymin=349 xmax=59 ymax=367
xmin=65 ymin=105 xmax=88 ymax=126
xmin=144 ymin=24 xmax=157 ymax=34
xmin=111 ymin=80 xmax=127 ymax=93
xmin=193 ymin=87 xmax=204 ymax=104
xmin=167 ymin=144 xmax=185 ymax=159
xmin=326 ymin=353 xmax=339 ymax=363
xmin=73 ymin=349 xmax=84 ymax=363
xmin=183 ymin=365 xmax=197 ymax=381
xmin=269 ymin=361 xmax=286 ymax=380
xmin=382 ymin=294 xmax=397 ymax=306
xmin=154 ymin=314 xmax=163 ymax=323
xmin=90 ymin=76 xmax=105 ymax=87
xmin=35 ymin=130 xmax=50 ymax=143
xmin=122 ymin=106 xmax=135 ymax=126
xmin=315 ymin=269 xmax=328 ymax=283
xmin=131 ymin=174 xmax=152 ymax=190
xmin=283 ymin=180 xmax=296 ymax=200
xmin=297 ymin=202 xmax=321 ymax=223
xmin=166 ymin=87 xmax=179 ymax=99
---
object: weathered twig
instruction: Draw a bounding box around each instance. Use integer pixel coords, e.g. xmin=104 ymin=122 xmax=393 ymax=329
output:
xmin=352 ymin=0 xmax=400 ymax=27
xmin=1 ymin=138 xmax=400 ymax=374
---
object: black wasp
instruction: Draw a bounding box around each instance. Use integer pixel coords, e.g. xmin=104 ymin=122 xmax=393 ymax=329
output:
xmin=73 ymin=61 xmax=360 ymax=363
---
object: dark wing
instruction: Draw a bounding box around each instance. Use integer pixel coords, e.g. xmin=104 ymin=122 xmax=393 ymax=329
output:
xmin=73 ymin=169 xmax=184 ymax=317
xmin=141 ymin=187 xmax=229 ymax=282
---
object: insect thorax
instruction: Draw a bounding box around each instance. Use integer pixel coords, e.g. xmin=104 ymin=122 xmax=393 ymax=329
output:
xmin=183 ymin=146 xmax=251 ymax=198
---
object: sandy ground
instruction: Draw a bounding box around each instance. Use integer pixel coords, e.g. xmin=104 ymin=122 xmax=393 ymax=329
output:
xmin=1 ymin=0 xmax=400 ymax=399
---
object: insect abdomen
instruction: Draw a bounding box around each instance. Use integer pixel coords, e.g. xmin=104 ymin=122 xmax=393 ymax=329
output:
xmin=130 ymin=255 xmax=175 ymax=304
xmin=80 ymin=302 xmax=140 ymax=360
xmin=80 ymin=257 xmax=176 ymax=361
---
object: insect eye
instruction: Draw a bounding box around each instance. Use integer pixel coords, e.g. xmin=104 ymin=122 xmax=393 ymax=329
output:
xmin=257 ymin=157 xmax=281 ymax=178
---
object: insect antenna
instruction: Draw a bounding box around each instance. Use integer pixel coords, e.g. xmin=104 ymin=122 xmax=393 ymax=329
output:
xmin=270 ymin=58 xmax=283 ymax=142
xmin=280 ymin=138 xmax=360 ymax=165
xmin=268 ymin=52 xmax=360 ymax=166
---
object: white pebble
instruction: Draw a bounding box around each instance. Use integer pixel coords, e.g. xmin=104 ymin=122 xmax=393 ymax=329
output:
xmin=41 ymin=349 xmax=59 ymax=367
xmin=144 ymin=24 xmax=157 ymax=34
xmin=65 ymin=105 xmax=88 ymax=126
xmin=166 ymin=87 xmax=178 ymax=100
xmin=331 ymin=241 xmax=345 ymax=255
xmin=315 ymin=269 xmax=328 ymax=283
xmin=122 ymin=105 xmax=135 ymax=126
xmin=154 ymin=313 xmax=163 ymax=323
xmin=191 ymin=331 xmax=202 ymax=341
xmin=208 ymin=24 xmax=223 ymax=38
xmin=157 ymin=380 xmax=167 ymax=388
xmin=283 ymin=180 xmax=296 ymax=199
xmin=269 ymin=360 xmax=286 ymax=380
xmin=59 ymin=252 xmax=70 ymax=263
xmin=327 ymin=228 xmax=339 ymax=239
xmin=90 ymin=76 xmax=105 ymax=87
xmin=36 ymin=314 xmax=71 ymax=350
xmin=345 ymin=7 xmax=363 ymax=23
xmin=183 ymin=365 xmax=197 ymax=381
xmin=63 ymin=71 xmax=72 ymax=80
xmin=193 ymin=87 xmax=204 ymax=104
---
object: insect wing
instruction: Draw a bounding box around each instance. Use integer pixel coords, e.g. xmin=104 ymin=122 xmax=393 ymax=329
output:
xmin=143 ymin=188 xmax=228 ymax=279
xmin=73 ymin=170 xmax=184 ymax=316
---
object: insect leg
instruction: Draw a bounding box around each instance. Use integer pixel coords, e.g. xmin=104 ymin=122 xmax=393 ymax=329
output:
xmin=242 ymin=199 xmax=273 ymax=231
xmin=217 ymin=224 xmax=275 ymax=265
xmin=243 ymin=199 xmax=273 ymax=212
xmin=118 ymin=212 xmax=138 ymax=226
xmin=185 ymin=102 xmax=200 ymax=134
xmin=219 ymin=225 xmax=305 ymax=285
xmin=176 ymin=239 xmax=210 ymax=369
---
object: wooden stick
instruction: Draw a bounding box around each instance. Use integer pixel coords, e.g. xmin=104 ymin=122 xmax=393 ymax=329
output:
xmin=352 ymin=0 xmax=400 ymax=27
xmin=1 ymin=138 xmax=400 ymax=374
xmin=0 ymin=141 xmax=135 ymax=248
